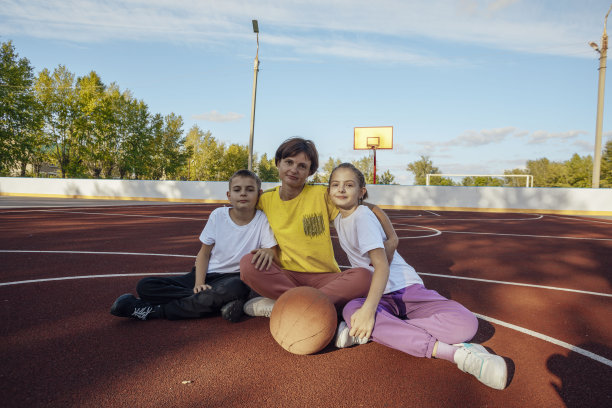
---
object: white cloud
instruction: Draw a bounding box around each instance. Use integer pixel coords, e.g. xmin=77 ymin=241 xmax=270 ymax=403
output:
xmin=192 ymin=110 xmax=244 ymax=122
xmin=0 ymin=0 xmax=604 ymax=63
xmin=527 ymin=130 xmax=587 ymax=144
xmin=572 ymin=140 xmax=593 ymax=152
xmin=447 ymin=127 xmax=516 ymax=147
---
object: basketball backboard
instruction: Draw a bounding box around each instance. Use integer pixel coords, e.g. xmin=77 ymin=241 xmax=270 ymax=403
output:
xmin=354 ymin=126 xmax=393 ymax=150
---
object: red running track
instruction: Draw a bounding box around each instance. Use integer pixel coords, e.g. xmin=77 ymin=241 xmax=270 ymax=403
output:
xmin=1 ymin=203 xmax=611 ymax=407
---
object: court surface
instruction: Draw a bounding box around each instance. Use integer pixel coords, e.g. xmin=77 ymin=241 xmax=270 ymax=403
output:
xmin=1 ymin=198 xmax=611 ymax=407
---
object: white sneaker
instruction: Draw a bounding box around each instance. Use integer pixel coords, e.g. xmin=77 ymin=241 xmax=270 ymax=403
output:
xmin=335 ymin=321 xmax=370 ymax=348
xmin=243 ymin=296 xmax=275 ymax=317
xmin=453 ymin=343 xmax=508 ymax=390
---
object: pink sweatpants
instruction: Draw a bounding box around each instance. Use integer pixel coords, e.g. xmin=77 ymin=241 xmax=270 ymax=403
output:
xmin=343 ymin=284 xmax=478 ymax=358
xmin=239 ymin=253 xmax=371 ymax=308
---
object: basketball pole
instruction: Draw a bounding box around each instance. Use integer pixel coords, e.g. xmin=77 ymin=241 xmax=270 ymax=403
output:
xmin=372 ymin=146 xmax=377 ymax=184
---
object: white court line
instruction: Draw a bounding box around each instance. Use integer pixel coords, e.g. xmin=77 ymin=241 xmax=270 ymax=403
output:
xmin=416 ymin=272 xmax=612 ymax=297
xmin=0 ymin=268 xmax=609 ymax=368
xmin=0 ymin=249 xmax=196 ymax=258
xmin=32 ymin=209 xmax=206 ymax=221
xmin=424 ymin=210 xmax=441 ymax=216
xmin=441 ymin=230 xmax=612 ymax=241
xmin=475 ymin=313 xmax=612 ymax=368
xmin=0 ymin=272 xmax=186 ymax=286
xmin=545 ymin=214 xmax=612 ymax=225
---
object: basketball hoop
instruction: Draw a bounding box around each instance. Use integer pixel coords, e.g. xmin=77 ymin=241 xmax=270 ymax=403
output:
xmin=354 ymin=127 xmax=393 ymax=184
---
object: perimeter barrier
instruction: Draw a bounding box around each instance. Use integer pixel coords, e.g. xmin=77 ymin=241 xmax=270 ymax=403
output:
xmin=1 ymin=177 xmax=611 ymax=216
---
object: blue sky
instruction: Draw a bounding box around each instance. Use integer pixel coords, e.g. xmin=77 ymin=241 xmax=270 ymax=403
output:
xmin=2 ymin=0 xmax=611 ymax=184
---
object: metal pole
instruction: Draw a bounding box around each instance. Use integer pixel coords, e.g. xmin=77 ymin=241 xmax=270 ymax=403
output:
xmin=372 ymin=147 xmax=377 ymax=184
xmin=248 ymin=20 xmax=260 ymax=171
xmin=592 ymin=6 xmax=611 ymax=188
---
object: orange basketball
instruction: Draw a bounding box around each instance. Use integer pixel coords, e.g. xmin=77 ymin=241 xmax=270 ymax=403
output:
xmin=270 ymin=286 xmax=338 ymax=355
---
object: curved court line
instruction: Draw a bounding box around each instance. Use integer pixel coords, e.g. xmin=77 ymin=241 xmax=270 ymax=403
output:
xmin=441 ymin=230 xmax=612 ymax=241
xmin=416 ymin=272 xmax=612 ymax=297
xmin=3 ymin=250 xmax=609 ymax=297
xmin=0 ymin=249 xmax=196 ymax=258
xmin=475 ymin=313 xmax=612 ymax=368
xmin=33 ymin=209 xmax=206 ymax=221
xmin=332 ymin=224 xmax=442 ymax=240
xmin=419 ymin=214 xmax=544 ymax=222
xmin=0 ymin=272 xmax=185 ymax=287
xmin=0 ymin=270 xmax=609 ymax=369
xmin=396 ymin=225 xmax=442 ymax=239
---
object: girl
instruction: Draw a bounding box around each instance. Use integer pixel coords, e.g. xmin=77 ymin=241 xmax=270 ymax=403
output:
xmin=328 ymin=163 xmax=508 ymax=390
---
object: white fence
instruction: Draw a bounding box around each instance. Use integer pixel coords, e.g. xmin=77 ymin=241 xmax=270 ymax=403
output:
xmin=1 ymin=177 xmax=611 ymax=216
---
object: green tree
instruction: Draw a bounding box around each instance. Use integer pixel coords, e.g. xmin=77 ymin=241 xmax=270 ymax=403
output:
xmin=601 ymin=140 xmax=612 ymax=188
xmin=462 ymin=176 xmax=504 ymax=187
xmin=148 ymin=113 xmax=188 ymax=180
xmin=184 ymin=125 xmax=223 ymax=180
xmin=118 ymin=98 xmax=154 ymax=179
xmin=352 ymin=156 xmax=374 ymax=183
xmin=256 ymin=153 xmax=278 ymax=182
xmin=406 ymin=155 xmax=440 ymax=185
xmin=377 ymin=169 xmax=396 ymax=184
xmin=0 ymin=40 xmax=44 ymax=176
xmin=565 ymin=153 xmax=592 ymax=188
xmin=74 ymin=72 xmax=124 ymax=178
xmin=35 ymin=65 xmax=83 ymax=178
xmin=526 ymin=158 xmax=569 ymax=187
xmin=218 ymin=143 xmax=249 ymax=180
xmin=312 ymin=157 xmax=342 ymax=183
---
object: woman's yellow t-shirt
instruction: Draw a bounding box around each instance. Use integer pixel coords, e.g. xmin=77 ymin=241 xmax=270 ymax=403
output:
xmin=257 ymin=184 xmax=340 ymax=273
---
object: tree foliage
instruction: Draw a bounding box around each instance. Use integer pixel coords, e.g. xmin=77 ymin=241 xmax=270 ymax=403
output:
xmin=0 ymin=41 xmax=44 ymax=176
xmin=256 ymin=153 xmax=279 ymax=182
xmin=601 ymin=140 xmax=612 ymax=188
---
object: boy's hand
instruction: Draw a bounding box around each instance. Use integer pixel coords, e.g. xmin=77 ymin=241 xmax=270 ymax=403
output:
xmin=193 ymin=284 xmax=211 ymax=293
xmin=251 ymin=248 xmax=275 ymax=270
xmin=349 ymin=304 xmax=377 ymax=341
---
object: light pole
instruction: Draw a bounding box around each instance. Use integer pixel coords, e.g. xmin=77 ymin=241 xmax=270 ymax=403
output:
xmin=590 ymin=5 xmax=611 ymax=188
xmin=248 ymin=19 xmax=260 ymax=171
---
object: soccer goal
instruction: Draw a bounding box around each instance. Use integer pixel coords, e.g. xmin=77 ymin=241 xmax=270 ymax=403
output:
xmin=425 ymin=174 xmax=534 ymax=187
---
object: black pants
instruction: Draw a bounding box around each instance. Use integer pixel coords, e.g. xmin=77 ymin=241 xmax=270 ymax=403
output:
xmin=136 ymin=269 xmax=250 ymax=320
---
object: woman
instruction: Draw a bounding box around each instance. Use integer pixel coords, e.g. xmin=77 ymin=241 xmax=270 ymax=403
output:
xmin=240 ymin=137 xmax=397 ymax=316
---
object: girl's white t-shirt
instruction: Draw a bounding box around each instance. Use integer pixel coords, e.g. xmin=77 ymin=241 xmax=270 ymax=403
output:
xmin=199 ymin=207 xmax=277 ymax=273
xmin=333 ymin=205 xmax=423 ymax=294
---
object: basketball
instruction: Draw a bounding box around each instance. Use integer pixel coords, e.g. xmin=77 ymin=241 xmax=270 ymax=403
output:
xmin=270 ymin=286 xmax=338 ymax=355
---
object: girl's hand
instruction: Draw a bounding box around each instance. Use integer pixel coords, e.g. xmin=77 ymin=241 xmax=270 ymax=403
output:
xmin=349 ymin=305 xmax=377 ymax=341
xmin=251 ymin=248 xmax=275 ymax=270
xmin=193 ymin=284 xmax=211 ymax=293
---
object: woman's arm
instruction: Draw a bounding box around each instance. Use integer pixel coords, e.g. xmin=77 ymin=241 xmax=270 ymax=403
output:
xmin=363 ymin=202 xmax=398 ymax=263
xmin=194 ymin=243 xmax=213 ymax=293
xmin=348 ymin=248 xmax=389 ymax=340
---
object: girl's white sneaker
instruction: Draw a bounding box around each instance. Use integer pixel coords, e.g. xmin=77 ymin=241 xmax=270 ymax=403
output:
xmin=453 ymin=343 xmax=508 ymax=390
xmin=335 ymin=321 xmax=370 ymax=348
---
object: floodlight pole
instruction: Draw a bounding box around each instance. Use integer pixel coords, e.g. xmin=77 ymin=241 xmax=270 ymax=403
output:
xmin=248 ymin=20 xmax=260 ymax=171
xmin=591 ymin=5 xmax=611 ymax=188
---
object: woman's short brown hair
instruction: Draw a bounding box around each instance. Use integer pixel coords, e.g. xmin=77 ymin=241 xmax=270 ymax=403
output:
xmin=275 ymin=137 xmax=319 ymax=176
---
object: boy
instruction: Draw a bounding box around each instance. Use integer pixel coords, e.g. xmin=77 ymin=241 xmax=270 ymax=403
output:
xmin=110 ymin=169 xmax=277 ymax=322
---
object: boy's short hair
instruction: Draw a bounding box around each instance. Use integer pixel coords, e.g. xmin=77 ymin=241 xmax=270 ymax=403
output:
xmin=274 ymin=137 xmax=319 ymax=176
xmin=228 ymin=169 xmax=262 ymax=190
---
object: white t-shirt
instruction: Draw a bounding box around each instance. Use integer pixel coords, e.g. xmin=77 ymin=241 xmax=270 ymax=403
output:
xmin=334 ymin=205 xmax=423 ymax=294
xmin=199 ymin=207 xmax=277 ymax=273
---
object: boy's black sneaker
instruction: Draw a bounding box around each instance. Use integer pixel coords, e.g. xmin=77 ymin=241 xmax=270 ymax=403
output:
xmin=110 ymin=294 xmax=158 ymax=320
xmin=220 ymin=299 xmax=245 ymax=323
